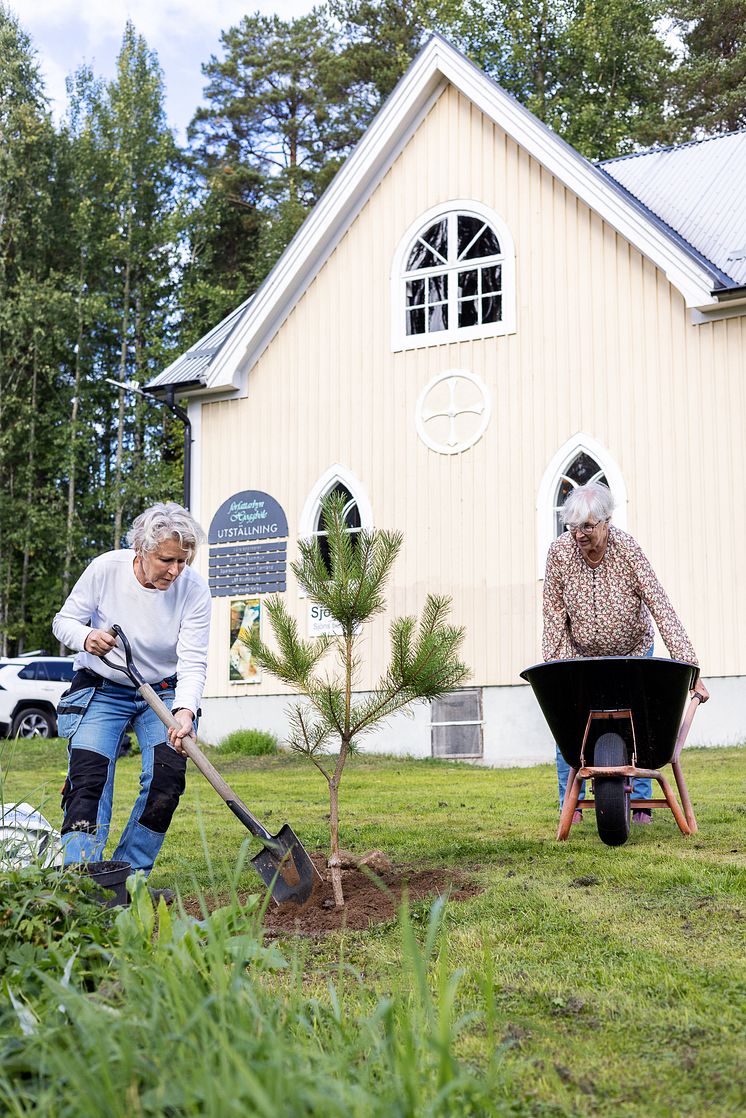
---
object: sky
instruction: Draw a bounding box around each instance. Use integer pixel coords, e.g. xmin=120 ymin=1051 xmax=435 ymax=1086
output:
xmin=9 ymin=1 xmax=317 ymax=141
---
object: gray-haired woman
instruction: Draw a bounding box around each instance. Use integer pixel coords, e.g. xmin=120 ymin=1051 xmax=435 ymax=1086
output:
xmin=52 ymin=502 xmax=211 ymax=886
xmin=543 ymin=482 xmax=708 ymax=824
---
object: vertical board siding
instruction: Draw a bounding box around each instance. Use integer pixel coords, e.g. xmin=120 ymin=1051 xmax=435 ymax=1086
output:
xmin=198 ymin=84 xmax=745 ymax=701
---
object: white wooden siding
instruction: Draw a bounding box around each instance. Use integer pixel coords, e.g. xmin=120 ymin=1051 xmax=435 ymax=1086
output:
xmin=197 ymin=85 xmax=746 ymax=700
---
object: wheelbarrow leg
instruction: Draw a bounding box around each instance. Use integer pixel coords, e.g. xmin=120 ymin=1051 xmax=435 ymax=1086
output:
xmin=557 ymin=768 xmax=581 ymax=841
xmin=636 ymin=769 xmax=692 ymax=836
xmin=669 ymin=694 xmax=702 ymax=834
xmin=670 ymin=761 xmax=698 ymax=834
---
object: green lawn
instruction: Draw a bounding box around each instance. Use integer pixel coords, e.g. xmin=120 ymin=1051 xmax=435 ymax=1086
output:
xmin=2 ymin=739 xmax=745 ymax=1117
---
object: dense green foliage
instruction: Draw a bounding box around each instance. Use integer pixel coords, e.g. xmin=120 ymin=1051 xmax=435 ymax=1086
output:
xmin=666 ymin=1 xmax=746 ymax=135
xmin=1 ymin=1 xmax=745 ymax=653
xmin=216 ymin=727 xmax=280 ymax=756
xmin=0 ymin=863 xmax=116 ymax=999
xmin=2 ymin=739 xmax=745 ymax=1116
xmin=434 ymin=0 xmax=679 ymax=157
xmin=0 ymin=11 xmax=184 ymax=653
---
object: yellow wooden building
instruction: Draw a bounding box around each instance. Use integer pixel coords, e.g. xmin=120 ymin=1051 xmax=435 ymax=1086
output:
xmin=150 ymin=36 xmax=746 ymax=762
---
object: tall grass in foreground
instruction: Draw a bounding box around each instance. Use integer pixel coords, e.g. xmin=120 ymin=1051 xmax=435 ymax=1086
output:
xmin=0 ymin=863 xmax=508 ymax=1118
xmin=4 ymin=742 xmax=745 ymax=1116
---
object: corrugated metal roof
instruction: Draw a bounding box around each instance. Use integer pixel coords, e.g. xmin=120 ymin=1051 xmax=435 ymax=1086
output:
xmin=600 ymin=131 xmax=746 ymax=287
xmin=146 ymin=295 xmax=255 ymax=390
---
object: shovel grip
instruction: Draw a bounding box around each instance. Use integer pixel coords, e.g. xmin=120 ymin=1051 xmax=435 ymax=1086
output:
xmin=138 ymin=682 xmax=271 ymax=842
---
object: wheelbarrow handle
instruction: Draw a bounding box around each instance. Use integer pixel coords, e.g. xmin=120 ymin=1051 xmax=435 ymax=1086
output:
xmin=103 ymin=626 xmax=274 ymax=845
xmin=672 ymin=693 xmax=703 ymax=764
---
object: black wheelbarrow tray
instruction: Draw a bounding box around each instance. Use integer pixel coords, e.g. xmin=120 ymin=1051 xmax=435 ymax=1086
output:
xmin=520 ymin=657 xmax=704 ymax=846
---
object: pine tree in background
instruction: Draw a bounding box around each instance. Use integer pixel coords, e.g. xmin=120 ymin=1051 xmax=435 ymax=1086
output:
xmin=436 ymin=0 xmax=676 ymax=159
xmin=330 ymin=0 xmax=436 ymax=109
xmin=176 ymin=170 xmax=263 ymax=350
xmin=183 ymin=7 xmax=366 ymax=332
xmin=666 ymin=1 xmax=746 ymax=136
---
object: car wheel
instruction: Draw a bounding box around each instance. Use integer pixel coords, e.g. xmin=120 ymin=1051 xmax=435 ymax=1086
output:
xmin=11 ymin=707 xmax=56 ymax=738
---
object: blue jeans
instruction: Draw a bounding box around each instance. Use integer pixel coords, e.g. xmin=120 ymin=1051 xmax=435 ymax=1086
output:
xmin=556 ymin=647 xmax=654 ymax=809
xmin=59 ymin=677 xmax=193 ymax=875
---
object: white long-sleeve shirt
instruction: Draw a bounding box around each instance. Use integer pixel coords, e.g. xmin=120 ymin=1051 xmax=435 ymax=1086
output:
xmin=52 ymin=549 xmax=212 ymax=716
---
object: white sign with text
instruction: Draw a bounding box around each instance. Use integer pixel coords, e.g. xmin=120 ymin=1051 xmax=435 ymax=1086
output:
xmin=308 ymin=603 xmax=361 ymax=636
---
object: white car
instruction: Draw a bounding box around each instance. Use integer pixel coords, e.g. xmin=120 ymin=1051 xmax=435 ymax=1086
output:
xmin=0 ymin=656 xmax=77 ymax=738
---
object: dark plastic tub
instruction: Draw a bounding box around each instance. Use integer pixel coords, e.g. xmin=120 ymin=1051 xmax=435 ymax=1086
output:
xmin=69 ymin=859 xmax=132 ymax=907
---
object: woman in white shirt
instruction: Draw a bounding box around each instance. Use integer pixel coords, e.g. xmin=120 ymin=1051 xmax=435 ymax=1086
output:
xmin=53 ymin=502 xmax=211 ymax=879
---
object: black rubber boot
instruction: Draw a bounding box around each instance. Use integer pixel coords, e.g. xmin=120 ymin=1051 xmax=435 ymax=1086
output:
xmin=148 ymin=887 xmax=175 ymax=906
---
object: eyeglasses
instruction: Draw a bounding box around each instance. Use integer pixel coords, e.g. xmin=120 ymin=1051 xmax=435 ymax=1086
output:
xmin=565 ymin=520 xmax=602 ymax=536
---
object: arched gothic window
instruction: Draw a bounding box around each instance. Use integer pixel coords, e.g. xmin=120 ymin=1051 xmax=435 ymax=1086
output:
xmin=536 ymin=435 xmax=628 ymax=578
xmin=392 ymin=202 xmax=516 ymax=349
xmin=553 ymin=452 xmax=608 ymax=537
xmin=313 ymin=482 xmax=362 ymax=572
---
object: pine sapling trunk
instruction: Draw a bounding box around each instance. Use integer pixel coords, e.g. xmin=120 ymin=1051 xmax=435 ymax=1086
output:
xmin=248 ymin=495 xmax=468 ymax=912
xmin=327 ymin=760 xmax=345 ymax=908
xmin=327 ymin=629 xmax=354 ymax=907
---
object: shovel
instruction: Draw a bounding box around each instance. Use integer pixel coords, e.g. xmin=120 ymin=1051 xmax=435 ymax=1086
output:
xmin=100 ymin=624 xmax=320 ymax=904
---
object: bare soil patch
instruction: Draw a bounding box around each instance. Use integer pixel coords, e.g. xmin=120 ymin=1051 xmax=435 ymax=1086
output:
xmin=183 ymin=854 xmax=482 ymax=935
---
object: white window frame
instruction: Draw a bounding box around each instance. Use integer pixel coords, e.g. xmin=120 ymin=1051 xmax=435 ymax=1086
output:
xmin=297 ymin=465 xmax=374 ymax=597
xmin=536 ymin=434 xmax=628 ymax=579
xmin=391 ymin=199 xmax=517 ymax=351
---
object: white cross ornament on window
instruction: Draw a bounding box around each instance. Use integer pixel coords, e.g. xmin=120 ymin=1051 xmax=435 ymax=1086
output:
xmin=415 ymin=370 xmax=491 ymax=455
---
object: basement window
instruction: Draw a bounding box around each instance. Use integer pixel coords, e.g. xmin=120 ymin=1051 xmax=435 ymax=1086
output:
xmin=431 ymin=689 xmax=483 ymax=759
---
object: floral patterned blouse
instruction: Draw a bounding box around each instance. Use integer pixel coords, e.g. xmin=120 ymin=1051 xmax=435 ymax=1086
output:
xmin=542 ymin=526 xmax=698 ymax=664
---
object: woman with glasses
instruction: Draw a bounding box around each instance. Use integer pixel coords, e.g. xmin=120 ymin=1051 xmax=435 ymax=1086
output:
xmin=543 ymin=481 xmax=709 ymax=824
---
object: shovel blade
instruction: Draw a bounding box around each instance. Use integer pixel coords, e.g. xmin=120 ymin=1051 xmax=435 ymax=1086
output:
xmin=251 ymin=824 xmax=318 ymax=904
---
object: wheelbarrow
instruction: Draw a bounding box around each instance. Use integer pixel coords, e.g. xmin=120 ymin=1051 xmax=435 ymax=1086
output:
xmin=520 ymin=657 xmax=704 ymax=846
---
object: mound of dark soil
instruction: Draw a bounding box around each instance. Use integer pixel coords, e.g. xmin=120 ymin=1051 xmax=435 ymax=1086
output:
xmin=184 ymin=854 xmax=482 ymax=936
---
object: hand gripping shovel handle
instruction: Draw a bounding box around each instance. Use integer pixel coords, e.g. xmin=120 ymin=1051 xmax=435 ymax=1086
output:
xmin=103 ymin=626 xmax=273 ymax=845
xmin=138 ymin=680 xmax=275 ymax=845
xmin=103 ymin=625 xmax=320 ymax=904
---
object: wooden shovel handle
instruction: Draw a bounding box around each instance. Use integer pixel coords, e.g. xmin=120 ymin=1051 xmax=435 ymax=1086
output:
xmin=138 ymin=681 xmax=270 ymax=842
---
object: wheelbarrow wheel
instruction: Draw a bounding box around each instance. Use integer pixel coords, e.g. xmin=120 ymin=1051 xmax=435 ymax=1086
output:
xmin=593 ymin=732 xmax=630 ymax=847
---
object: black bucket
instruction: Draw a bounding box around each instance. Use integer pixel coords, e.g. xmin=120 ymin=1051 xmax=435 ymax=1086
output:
xmin=69 ymin=859 xmax=132 ymax=907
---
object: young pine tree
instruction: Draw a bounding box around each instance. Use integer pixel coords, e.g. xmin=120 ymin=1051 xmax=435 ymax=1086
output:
xmin=247 ymin=493 xmax=469 ymax=907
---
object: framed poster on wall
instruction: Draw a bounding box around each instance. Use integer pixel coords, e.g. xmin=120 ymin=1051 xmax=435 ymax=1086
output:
xmin=229 ymin=597 xmax=262 ymax=684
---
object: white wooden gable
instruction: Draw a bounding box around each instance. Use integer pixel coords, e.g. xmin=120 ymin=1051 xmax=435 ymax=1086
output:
xmin=151 ymin=34 xmax=730 ymax=398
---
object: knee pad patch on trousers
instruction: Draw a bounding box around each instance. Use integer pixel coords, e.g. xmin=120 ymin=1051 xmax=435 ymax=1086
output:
xmin=139 ymin=742 xmax=187 ymax=834
xmin=61 ymin=748 xmax=109 ymax=835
